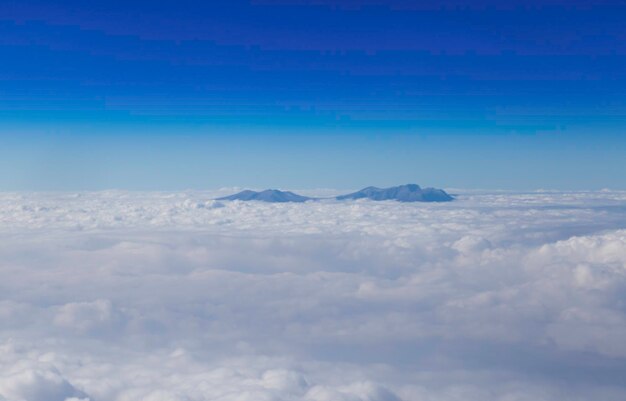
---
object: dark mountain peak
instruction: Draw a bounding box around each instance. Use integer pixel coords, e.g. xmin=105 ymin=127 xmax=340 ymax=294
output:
xmin=336 ymin=184 xmax=453 ymax=202
xmin=217 ymin=189 xmax=312 ymax=203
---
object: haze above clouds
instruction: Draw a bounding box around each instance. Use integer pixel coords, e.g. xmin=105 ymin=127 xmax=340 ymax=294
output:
xmin=1 ymin=190 xmax=626 ymax=401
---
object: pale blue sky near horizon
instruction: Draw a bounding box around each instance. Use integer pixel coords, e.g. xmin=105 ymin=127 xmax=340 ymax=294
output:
xmin=0 ymin=128 xmax=623 ymax=191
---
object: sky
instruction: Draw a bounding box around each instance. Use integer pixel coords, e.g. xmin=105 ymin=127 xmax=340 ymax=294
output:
xmin=1 ymin=0 xmax=625 ymax=190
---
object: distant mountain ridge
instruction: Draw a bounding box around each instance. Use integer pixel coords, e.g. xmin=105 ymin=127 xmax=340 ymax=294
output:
xmin=216 ymin=189 xmax=312 ymax=203
xmin=336 ymin=184 xmax=453 ymax=202
xmin=216 ymin=184 xmax=453 ymax=203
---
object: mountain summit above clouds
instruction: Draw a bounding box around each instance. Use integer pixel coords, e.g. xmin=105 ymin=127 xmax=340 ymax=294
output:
xmin=216 ymin=189 xmax=312 ymax=203
xmin=217 ymin=184 xmax=453 ymax=203
xmin=336 ymin=184 xmax=453 ymax=202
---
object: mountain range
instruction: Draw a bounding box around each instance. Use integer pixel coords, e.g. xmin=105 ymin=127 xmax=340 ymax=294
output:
xmin=336 ymin=184 xmax=453 ymax=202
xmin=217 ymin=184 xmax=453 ymax=203
xmin=216 ymin=189 xmax=311 ymax=203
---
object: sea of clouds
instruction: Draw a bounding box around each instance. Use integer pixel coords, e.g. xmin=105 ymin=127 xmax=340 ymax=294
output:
xmin=1 ymin=190 xmax=626 ymax=401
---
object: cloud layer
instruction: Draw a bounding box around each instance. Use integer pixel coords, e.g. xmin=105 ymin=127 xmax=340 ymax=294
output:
xmin=1 ymin=190 xmax=626 ymax=401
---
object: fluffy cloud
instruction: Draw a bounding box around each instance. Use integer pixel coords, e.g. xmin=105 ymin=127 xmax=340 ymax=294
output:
xmin=53 ymin=299 xmax=125 ymax=336
xmin=0 ymin=191 xmax=626 ymax=400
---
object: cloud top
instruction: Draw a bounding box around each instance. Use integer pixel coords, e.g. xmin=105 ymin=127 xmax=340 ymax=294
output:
xmin=0 ymin=190 xmax=625 ymax=400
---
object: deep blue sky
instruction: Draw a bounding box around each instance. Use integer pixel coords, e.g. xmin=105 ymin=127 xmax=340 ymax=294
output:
xmin=1 ymin=0 xmax=625 ymax=190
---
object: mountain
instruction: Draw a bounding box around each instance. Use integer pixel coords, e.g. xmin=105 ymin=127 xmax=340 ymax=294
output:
xmin=336 ymin=184 xmax=453 ymax=202
xmin=217 ymin=185 xmax=453 ymax=203
xmin=217 ymin=189 xmax=312 ymax=203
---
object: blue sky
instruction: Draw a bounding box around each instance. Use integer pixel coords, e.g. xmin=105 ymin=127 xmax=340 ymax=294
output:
xmin=1 ymin=0 xmax=625 ymax=190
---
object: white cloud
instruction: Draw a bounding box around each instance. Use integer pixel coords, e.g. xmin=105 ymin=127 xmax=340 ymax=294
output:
xmin=53 ymin=299 xmax=125 ymax=336
xmin=0 ymin=191 xmax=626 ymax=400
xmin=0 ymin=370 xmax=87 ymax=401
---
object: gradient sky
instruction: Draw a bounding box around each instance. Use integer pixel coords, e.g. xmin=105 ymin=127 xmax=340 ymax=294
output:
xmin=1 ymin=0 xmax=625 ymax=190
